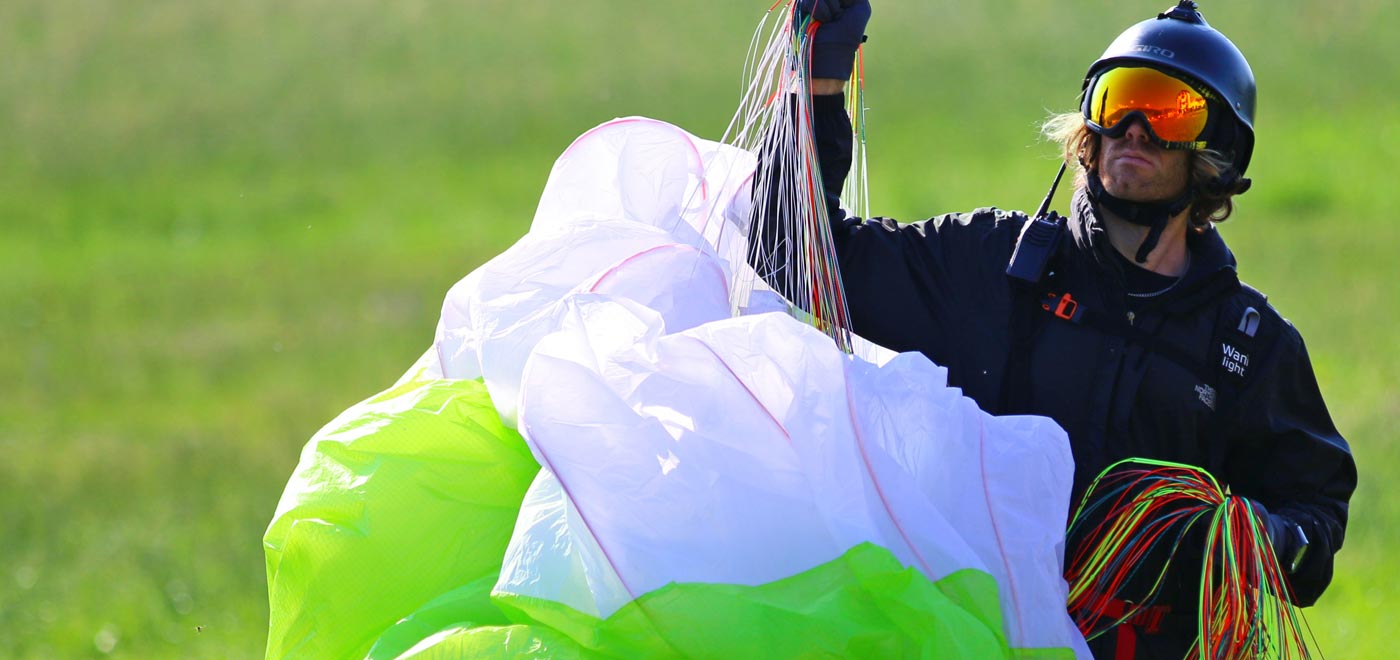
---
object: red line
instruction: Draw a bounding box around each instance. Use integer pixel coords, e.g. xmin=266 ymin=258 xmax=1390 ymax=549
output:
xmin=519 ymin=383 xmax=696 ymax=659
xmin=586 ymin=243 xmax=724 ymax=295
xmin=844 ymin=377 xmax=936 ymax=577
xmin=686 ymin=336 xmax=792 ymax=444
xmin=556 ymin=117 xmax=709 ymax=202
xmin=979 ymin=421 xmax=1025 ymax=644
xmin=698 ymin=169 xmax=756 ymax=239
xmin=517 ymin=386 xmax=638 ymax=602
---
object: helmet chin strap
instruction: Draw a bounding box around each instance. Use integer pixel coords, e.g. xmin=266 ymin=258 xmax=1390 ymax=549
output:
xmin=1085 ymin=169 xmax=1194 ymax=264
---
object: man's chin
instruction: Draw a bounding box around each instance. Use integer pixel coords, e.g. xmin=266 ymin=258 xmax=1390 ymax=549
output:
xmin=1103 ymin=180 xmax=1183 ymax=204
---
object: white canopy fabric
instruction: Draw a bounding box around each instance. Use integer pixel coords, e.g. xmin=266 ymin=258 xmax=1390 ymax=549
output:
xmin=428 ymin=117 xmax=1090 ymax=657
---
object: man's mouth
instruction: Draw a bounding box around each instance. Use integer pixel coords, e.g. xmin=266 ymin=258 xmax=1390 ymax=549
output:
xmin=1113 ymin=151 xmax=1154 ymax=168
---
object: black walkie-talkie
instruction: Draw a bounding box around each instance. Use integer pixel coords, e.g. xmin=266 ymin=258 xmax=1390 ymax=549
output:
xmin=1006 ymin=162 xmax=1068 ymax=286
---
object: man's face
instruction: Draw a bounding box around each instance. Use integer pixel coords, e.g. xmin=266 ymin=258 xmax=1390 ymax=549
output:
xmin=1097 ymin=119 xmax=1191 ymax=202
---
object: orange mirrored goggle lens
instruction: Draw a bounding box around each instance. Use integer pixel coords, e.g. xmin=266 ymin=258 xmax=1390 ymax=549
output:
xmin=1086 ymin=67 xmax=1211 ymax=147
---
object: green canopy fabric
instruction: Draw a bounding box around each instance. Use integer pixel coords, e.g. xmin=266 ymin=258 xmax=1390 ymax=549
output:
xmin=374 ymin=543 xmax=1028 ymax=659
xmin=264 ymin=377 xmax=538 ymax=659
xmin=264 ymin=377 xmax=1075 ymax=659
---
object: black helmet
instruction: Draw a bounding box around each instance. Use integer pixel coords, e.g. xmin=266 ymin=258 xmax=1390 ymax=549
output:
xmin=1082 ymin=1 xmax=1256 ymax=178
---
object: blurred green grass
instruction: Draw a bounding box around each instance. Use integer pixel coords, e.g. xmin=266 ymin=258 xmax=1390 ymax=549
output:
xmin=1 ymin=0 xmax=1395 ymax=657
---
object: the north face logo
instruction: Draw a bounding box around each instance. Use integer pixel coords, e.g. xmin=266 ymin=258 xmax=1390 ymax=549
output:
xmin=1195 ymin=383 xmax=1218 ymax=411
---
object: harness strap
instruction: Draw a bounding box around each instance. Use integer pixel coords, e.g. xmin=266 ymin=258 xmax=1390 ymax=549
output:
xmin=1102 ymin=598 xmax=1172 ymax=660
xmin=1114 ymin=625 xmax=1137 ymax=660
xmin=1041 ymin=292 xmax=1216 ymax=384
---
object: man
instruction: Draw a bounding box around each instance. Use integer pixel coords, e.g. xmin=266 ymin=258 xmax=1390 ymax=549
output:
xmin=753 ymin=1 xmax=1357 ymax=657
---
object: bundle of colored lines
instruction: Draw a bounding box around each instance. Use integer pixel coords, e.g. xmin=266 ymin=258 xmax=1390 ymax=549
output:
xmin=1064 ymin=459 xmax=1319 ymax=659
xmin=716 ymin=0 xmax=869 ymax=353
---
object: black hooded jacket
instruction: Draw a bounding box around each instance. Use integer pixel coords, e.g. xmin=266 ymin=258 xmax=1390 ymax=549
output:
xmin=750 ymin=93 xmax=1355 ymax=657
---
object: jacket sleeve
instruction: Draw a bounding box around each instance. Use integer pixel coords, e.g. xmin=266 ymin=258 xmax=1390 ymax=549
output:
xmin=1222 ymin=323 xmax=1357 ymax=606
xmin=746 ymin=93 xmax=853 ymax=303
xmin=813 ymin=93 xmax=854 ymax=223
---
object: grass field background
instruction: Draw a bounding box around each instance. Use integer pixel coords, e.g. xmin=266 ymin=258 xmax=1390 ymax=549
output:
xmin=2 ymin=0 xmax=1395 ymax=657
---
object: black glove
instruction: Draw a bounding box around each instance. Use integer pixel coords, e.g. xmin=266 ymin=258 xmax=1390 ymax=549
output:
xmin=800 ymin=0 xmax=871 ymax=80
xmin=1248 ymin=499 xmax=1309 ymax=575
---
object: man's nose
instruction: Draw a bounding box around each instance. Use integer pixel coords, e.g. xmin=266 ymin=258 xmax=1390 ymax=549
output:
xmin=1121 ymin=115 xmax=1152 ymax=143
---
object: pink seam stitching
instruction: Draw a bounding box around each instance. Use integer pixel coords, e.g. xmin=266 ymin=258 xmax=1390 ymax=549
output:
xmin=980 ymin=421 xmax=1025 ymax=644
xmin=846 ymin=381 xmax=937 ymax=577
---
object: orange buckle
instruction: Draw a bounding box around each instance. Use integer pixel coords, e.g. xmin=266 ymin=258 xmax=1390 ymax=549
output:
xmin=1055 ymin=293 xmax=1079 ymax=321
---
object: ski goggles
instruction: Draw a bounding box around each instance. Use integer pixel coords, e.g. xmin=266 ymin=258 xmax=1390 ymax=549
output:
xmin=1083 ymin=66 xmax=1216 ymax=150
